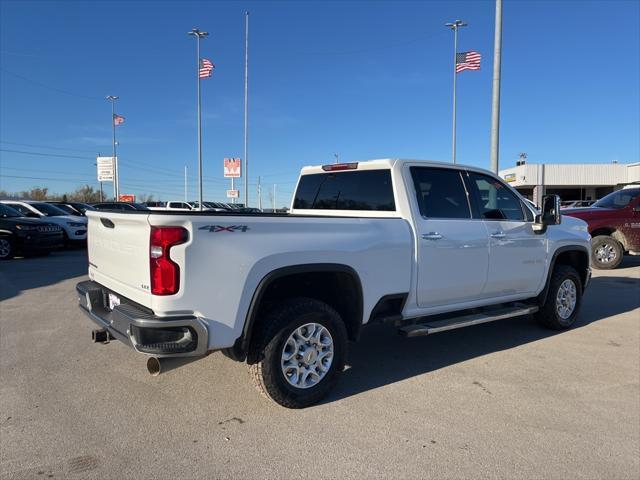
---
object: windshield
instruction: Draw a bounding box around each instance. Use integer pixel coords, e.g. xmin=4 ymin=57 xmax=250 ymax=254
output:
xmin=0 ymin=204 xmax=22 ymax=218
xmin=593 ymin=189 xmax=640 ymax=209
xmin=30 ymin=202 xmax=69 ymax=216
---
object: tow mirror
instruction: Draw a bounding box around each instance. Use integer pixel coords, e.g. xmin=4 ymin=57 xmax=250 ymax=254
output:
xmin=533 ymin=194 xmax=561 ymax=234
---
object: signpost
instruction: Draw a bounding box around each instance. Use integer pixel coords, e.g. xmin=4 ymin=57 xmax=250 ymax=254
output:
xmin=97 ymin=156 xmax=115 ymax=182
xmin=224 ymin=158 xmax=242 ymax=204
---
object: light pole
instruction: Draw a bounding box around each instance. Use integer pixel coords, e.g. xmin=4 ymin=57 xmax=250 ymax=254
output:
xmin=489 ymin=0 xmax=503 ymax=174
xmin=106 ymin=95 xmax=119 ymax=199
xmin=188 ymin=27 xmax=209 ymax=211
xmin=445 ymin=20 xmax=467 ymax=164
xmin=243 ymin=11 xmax=250 ymax=208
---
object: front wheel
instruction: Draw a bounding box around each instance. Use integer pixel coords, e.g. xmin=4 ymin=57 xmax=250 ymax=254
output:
xmin=249 ymin=298 xmax=348 ymax=408
xmin=0 ymin=237 xmax=13 ymax=260
xmin=535 ymin=264 xmax=583 ymax=330
xmin=591 ymin=235 xmax=623 ymax=270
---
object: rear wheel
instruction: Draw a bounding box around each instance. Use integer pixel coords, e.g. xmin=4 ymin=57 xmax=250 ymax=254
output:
xmin=535 ymin=264 xmax=582 ymax=330
xmin=0 ymin=237 xmax=13 ymax=260
xmin=249 ymin=297 xmax=348 ymax=408
xmin=591 ymin=235 xmax=623 ymax=270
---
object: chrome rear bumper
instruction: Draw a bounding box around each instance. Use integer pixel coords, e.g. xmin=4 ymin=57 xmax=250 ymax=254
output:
xmin=76 ymin=280 xmax=208 ymax=357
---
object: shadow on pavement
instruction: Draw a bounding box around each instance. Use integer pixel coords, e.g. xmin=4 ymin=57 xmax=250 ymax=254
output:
xmin=0 ymin=249 xmax=87 ymax=302
xmin=326 ymin=273 xmax=639 ymax=404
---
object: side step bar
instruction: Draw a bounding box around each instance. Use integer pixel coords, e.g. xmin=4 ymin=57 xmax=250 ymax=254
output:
xmin=398 ymin=304 xmax=539 ymax=338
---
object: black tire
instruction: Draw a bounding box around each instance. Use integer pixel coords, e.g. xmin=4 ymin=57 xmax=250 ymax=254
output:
xmin=249 ymin=297 xmax=348 ymax=408
xmin=591 ymin=235 xmax=623 ymax=270
xmin=0 ymin=236 xmax=13 ymax=260
xmin=535 ymin=264 xmax=582 ymax=330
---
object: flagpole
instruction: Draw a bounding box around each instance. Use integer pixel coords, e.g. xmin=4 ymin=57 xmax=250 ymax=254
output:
xmin=188 ymin=28 xmax=209 ymax=211
xmin=243 ymin=11 xmax=250 ymax=208
xmin=106 ymin=95 xmax=119 ymax=199
xmin=490 ymin=0 xmax=503 ymax=174
xmin=445 ymin=20 xmax=467 ymax=164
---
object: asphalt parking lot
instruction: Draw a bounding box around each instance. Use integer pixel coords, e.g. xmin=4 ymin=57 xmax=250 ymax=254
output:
xmin=1 ymin=250 xmax=639 ymax=480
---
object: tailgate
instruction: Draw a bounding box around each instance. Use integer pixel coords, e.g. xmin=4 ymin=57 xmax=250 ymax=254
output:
xmin=86 ymin=211 xmax=152 ymax=308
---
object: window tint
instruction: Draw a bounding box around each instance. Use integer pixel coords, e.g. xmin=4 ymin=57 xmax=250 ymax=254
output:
xmin=593 ymin=189 xmax=640 ymax=209
xmin=410 ymin=167 xmax=471 ymax=219
xmin=10 ymin=204 xmax=38 ymax=217
xmin=293 ymin=169 xmax=395 ymax=211
xmin=466 ymin=172 xmax=525 ymax=221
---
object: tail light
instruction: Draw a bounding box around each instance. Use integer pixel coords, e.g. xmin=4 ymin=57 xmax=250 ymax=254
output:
xmin=150 ymin=226 xmax=188 ymax=295
xmin=321 ymin=162 xmax=358 ymax=171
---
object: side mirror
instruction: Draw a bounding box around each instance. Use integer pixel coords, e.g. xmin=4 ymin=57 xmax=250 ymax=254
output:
xmin=533 ymin=194 xmax=561 ymax=234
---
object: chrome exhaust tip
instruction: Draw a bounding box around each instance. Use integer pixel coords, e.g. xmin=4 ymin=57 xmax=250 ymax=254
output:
xmin=146 ymin=356 xmax=199 ymax=376
xmin=146 ymin=357 xmax=161 ymax=376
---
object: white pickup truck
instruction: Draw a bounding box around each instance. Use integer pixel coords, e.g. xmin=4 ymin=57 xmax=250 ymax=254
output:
xmin=77 ymin=159 xmax=591 ymax=408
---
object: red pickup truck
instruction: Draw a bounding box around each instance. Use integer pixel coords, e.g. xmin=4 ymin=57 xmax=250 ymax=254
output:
xmin=563 ymin=187 xmax=640 ymax=269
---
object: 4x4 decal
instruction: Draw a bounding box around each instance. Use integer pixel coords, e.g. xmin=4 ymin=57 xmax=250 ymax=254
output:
xmin=199 ymin=225 xmax=250 ymax=233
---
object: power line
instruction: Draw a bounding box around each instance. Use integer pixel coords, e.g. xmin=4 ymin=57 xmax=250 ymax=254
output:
xmin=0 ymin=148 xmax=92 ymax=160
xmin=0 ymin=141 xmax=100 ymax=154
xmin=0 ymin=68 xmax=102 ymax=101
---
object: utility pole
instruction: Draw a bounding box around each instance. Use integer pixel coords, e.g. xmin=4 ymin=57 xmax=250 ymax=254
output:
xmin=184 ymin=165 xmax=188 ymax=202
xmin=272 ymin=184 xmax=276 ymax=211
xmin=243 ymin=11 xmax=250 ymax=208
xmin=106 ymin=95 xmax=119 ymax=199
xmin=188 ymin=27 xmax=209 ymax=211
xmin=445 ymin=20 xmax=467 ymax=164
xmin=489 ymin=0 xmax=503 ymax=174
xmin=334 ymin=153 xmax=339 ymax=164
xmin=257 ymin=176 xmax=262 ymax=211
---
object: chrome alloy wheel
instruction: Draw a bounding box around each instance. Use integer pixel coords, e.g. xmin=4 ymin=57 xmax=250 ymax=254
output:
xmin=281 ymin=323 xmax=334 ymax=389
xmin=0 ymin=238 xmax=10 ymax=259
xmin=556 ymin=279 xmax=577 ymax=320
xmin=595 ymin=243 xmax=617 ymax=264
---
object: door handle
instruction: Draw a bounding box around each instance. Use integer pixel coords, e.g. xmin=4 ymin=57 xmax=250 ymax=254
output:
xmin=490 ymin=231 xmax=506 ymax=239
xmin=422 ymin=232 xmax=443 ymax=240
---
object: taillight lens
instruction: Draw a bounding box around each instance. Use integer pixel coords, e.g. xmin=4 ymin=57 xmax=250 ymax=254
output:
xmin=150 ymin=226 xmax=188 ymax=295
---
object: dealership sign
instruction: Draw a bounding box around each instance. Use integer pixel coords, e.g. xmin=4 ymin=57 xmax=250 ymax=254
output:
xmin=226 ymin=189 xmax=240 ymax=199
xmin=118 ymin=194 xmax=135 ymax=202
xmin=224 ymin=158 xmax=241 ymax=178
xmin=504 ymin=173 xmax=516 ymax=183
xmin=97 ymin=156 xmax=115 ymax=182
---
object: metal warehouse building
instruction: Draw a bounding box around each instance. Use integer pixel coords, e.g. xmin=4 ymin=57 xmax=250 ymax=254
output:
xmin=499 ymin=161 xmax=640 ymax=205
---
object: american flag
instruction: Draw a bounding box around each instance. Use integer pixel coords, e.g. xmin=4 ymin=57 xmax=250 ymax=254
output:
xmin=456 ymin=51 xmax=481 ymax=73
xmin=199 ymin=58 xmax=214 ymax=79
xmin=113 ymin=114 xmax=125 ymax=126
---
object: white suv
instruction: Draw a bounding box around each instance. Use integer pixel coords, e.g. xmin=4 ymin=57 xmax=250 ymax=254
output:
xmin=1 ymin=200 xmax=88 ymax=244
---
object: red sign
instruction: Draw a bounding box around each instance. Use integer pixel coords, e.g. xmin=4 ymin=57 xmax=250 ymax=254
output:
xmin=224 ymin=158 xmax=241 ymax=178
xmin=118 ymin=194 xmax=135 ymax=202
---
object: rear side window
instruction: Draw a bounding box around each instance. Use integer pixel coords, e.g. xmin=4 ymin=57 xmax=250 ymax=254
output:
xmin=466 ymin=172 xmax=525 ymax=221
xmin=410 ymin=167 xmax=471 ymax=219
xmin=293 ymin=169 xmax=395 ymax=211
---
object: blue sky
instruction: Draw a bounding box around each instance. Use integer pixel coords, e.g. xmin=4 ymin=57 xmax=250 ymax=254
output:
xmin=1 ymin=0 xmax=638 ymax=206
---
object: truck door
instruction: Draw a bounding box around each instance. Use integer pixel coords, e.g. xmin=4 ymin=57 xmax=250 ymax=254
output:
xmin=464 ymin=171 xmax=546 ymax=297
xmin=409 ymin=166 xmax=490 ymax=308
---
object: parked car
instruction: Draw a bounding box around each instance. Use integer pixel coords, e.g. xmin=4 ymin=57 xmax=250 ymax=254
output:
xmin=92 ymin=202 xmax=150 ymax=211
xmin=77 ymin=159 xmax=591 ymax=408
xmin=46 ymin=201 xmax=96 ymax=216
xmin=563 ymin=187 xmax=640 ymax=269
xmin=0 ymin=203 xmax=64 ymax=259
xmin=0 ymin=200 xmax=87 ymax=244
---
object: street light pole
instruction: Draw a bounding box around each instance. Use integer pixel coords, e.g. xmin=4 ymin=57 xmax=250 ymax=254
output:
xmin=490 ymin=0 xmax=503 ymax=174
xmin=445 ymin=20 xmax=467 ymax=164
xmin=188 ymin=28 xmax=209 ymax=211
xmin=243 ymin=11 xmax=250 ymax=208
xmin=106 ymin=95 xmax=119 ymax=199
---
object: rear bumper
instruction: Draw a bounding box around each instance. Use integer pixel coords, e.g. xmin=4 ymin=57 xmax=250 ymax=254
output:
xmin=76 ymin=280 xmax=208 ymax=357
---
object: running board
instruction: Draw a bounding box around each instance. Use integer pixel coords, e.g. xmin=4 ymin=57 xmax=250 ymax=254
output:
xmin=398 ymin=304 xmax=539 ymax=338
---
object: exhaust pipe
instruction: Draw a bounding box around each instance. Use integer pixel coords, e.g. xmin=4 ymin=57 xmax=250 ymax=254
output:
xmin=92 ymin=329 xmax=112 ymax=344
xmin=146 ymin=356 xmax=199 ymax=376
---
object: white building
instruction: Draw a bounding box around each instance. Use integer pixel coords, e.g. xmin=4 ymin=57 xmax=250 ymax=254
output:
xmin=499 ymin=162 xmax=640 ymax=205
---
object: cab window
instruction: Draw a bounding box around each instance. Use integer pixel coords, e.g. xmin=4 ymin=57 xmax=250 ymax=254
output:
xmin=466 ymin=172 xmax=525 ymax=221
xmin=410 ymin=167 xmax=471 ymax=219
